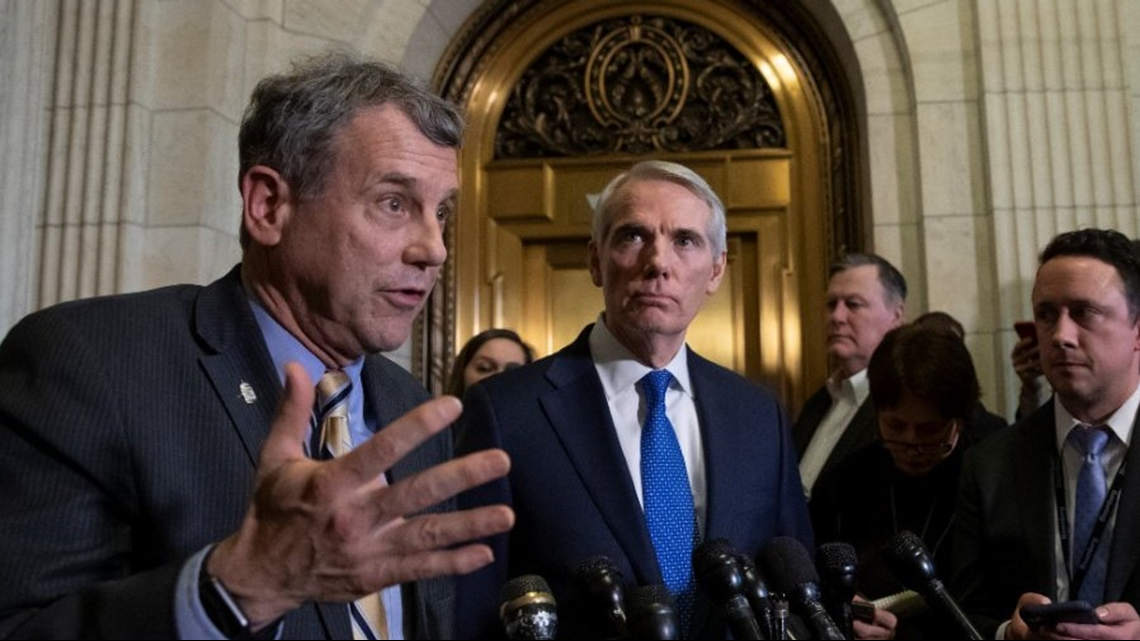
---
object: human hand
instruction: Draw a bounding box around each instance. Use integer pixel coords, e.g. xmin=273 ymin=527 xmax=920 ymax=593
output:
xmin=209 ymin=363 xmax=514 ymax=629
xmin=1012 ymin=593 xmax=1053 ymax=634
xmin=853 ymin=600 xmax=896 ymax=640
xmin=1011 ymin=336 xmax=1043 ymax=386
xmin=1054 ymin=602 xmax=1140 ymax=640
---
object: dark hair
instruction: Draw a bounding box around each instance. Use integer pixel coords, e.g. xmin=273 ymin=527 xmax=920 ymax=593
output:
xmin=1039 ymin=228 xmax=1140 ymax=322
xmin=867 ymin=324 xmax=980 ymax=422
xmin=446 ymin=329 xmax=536 ymax=398
xmin=238 ymin=51 xmax=464 ymax=247
xmin=830 ymin=253 xmax=908 ymax=305
xmin=912 ymin=311 xmax=964 ymax=340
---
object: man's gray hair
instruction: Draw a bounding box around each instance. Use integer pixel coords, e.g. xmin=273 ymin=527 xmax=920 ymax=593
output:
xmin=238 ymin=51 xmax=463 ymax=245
xmin=591 ymin=160 xmax=728 ymax=255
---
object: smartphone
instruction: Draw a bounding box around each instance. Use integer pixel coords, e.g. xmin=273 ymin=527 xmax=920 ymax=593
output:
xmin=1014 ymin=320 xmax=1037 ymax=344
xmin=1020 ymin=600 xmax=1102 ymax=627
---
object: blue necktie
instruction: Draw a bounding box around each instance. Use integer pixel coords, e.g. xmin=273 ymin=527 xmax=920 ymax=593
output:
xmin=640 ymin=369 xmax=695 ymax=630
xmin=1069 ymin=425 xmax=1110 ymax=605
xmin=313 ymin=371 xmax=389 ymax=640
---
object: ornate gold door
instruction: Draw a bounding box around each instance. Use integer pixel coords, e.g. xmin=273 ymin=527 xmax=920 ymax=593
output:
xmin=427 ymin=0 xmax=865 ymax=412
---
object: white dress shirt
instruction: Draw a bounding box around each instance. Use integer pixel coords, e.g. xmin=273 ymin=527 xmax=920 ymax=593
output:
xmin=589 ymin=317 xmax=708 ymax=537
xmin=798 ymin=369 xmax=869 ymax=497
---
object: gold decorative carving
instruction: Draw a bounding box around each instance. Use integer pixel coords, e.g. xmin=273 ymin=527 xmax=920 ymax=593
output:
xmin=496 ymin=15 xmax=785 ymax=158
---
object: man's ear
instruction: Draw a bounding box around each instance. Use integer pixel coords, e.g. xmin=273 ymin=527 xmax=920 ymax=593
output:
xmin=241 ymin=165 xmax=292 ymax=247
xmin=588 ymin=239 xmax=603 ymax=287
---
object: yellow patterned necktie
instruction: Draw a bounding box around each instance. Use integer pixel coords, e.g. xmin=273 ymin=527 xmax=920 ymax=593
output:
xmin=315 ymin=370 xmax=389 ymax=640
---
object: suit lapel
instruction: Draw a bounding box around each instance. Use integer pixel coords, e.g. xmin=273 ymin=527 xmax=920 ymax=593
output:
xmin=540 ymin=335 xmax=661 ymax=585
xmin=1020 ymin=410 xmax=1062 ymax=598
xmin=691 ymin=356 xmax=737 ymax=545
xmin=792 ymin=387 xmax=830 ymax=456
xmin=824 ymin=398 xmax=875 ymax=473
xmin=195 ymin=267 xmax=282 ymax=466
xmin=1106 ymin=408 xmax=1140 ymax=600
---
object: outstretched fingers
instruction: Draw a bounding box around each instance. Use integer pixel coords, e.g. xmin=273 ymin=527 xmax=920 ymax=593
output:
xmin=364 ymin=505 xmax=516 ymax=589
xmin=259 ymin=362 xmax=317 ymax=468
xmin=335 ymin=396 xmax=465 ymax=483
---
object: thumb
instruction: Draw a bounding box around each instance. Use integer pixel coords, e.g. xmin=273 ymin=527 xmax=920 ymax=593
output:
xmin=259 ymin=362 xmax=315 ymax=468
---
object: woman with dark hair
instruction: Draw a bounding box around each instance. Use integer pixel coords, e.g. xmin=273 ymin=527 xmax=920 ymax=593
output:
xmin=810 ymin=323 xmax=1007 ymax=639
xmin=446 ymin=328 xmax=536 ymax=399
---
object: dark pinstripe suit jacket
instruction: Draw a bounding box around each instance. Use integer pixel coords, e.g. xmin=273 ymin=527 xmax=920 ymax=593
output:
xmin=0 ymin=266 xmax=454 ymax=639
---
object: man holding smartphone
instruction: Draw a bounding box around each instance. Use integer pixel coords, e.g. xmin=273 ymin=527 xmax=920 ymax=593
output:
xmin=951 ymin=228 xmax=1140 ymax=640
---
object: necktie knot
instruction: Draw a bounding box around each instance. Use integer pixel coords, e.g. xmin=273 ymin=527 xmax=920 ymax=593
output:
xmin=317 ymin=370 xmax=351 ymax=407
xmin=642 ymin=369 xmax=673 ymax=407
xmin=1069 ymin=425 xmax=1110 ymax=459
xmin=314 ymin=370 xmax=353 ymax=460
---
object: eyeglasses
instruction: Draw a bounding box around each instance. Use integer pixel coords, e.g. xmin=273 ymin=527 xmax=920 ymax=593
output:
xmin=878 ymin=418 xmax=958 ymax=456
xmin=878 ymin=438 xmax=956 ymax=456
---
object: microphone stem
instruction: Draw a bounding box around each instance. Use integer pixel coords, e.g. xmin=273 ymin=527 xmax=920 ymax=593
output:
xmin=771 ymin=599 xmax=789 ymax=641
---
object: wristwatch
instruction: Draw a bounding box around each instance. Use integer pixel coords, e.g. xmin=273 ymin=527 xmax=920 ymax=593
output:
xmin=198 ymin=550 xmax=280 ymax=640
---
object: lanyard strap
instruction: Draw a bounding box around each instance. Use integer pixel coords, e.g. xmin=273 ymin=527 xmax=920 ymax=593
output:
xmin=1052 ymin=454 xmax=1127 ymax=595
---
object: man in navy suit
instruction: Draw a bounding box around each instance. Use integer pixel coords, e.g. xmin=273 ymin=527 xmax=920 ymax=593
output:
xmin=952 ymin=228 xmax=1140 ymax=639
xmin=0 ymin=53 xmax=512 ymax=639
xmin=455 ymin=160 xmax=813 ymax=639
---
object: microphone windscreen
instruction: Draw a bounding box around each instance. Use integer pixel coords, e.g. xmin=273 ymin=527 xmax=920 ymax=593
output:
xmin=884 ymin=530 xmax=937 ymax=589
xmin=500 ymin=574 xmax=554 ymax=603
xmin=499 ymin=575 xmax=558 ymax=640
xmin=572 ymin=555 xmax=619 ymax=585
xmin=626 ymin=584 xmax=679 ymax=640
xmin=817 ymin=541 xmax=857 ymax=575
xmin=757 ymin=536 xmax=820 ymax=594
xmin=692 ymin=538 xmax=746 ymax=604
xmin=627 ymin=583 xmax=675 ymax=612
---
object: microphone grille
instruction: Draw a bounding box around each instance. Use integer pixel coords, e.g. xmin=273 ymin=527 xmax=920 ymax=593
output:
xmin=887 ymin=530 xmax=925 ymax=560
xmin=692 ymin=537 xmax=738 ymax=573
xmin=817 ymin=541 xmax=857 ymax=572
xmin=501 ymin=574 xmax=553 ymax=602
xmin=571 ymin=555 xmax=618 ymax=583
xmin=758 ymin=536 xmax=819 ymax=593
xmin=626 ymin=583 xmax=676 ymax=612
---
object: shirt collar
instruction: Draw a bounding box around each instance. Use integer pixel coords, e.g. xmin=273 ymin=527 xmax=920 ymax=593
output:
xmin=826 ymin=368 xmax=869 ymax=406
xmin=247 ymin=294 xmax=364 ymax=389
xmin=588 ymin=315 xmax=693 ymax=401
xmin=1053 ymin=381 xmax=1140 ymax=452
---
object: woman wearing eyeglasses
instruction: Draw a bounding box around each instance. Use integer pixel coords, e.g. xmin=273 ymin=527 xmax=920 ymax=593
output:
xmin=809 ymin=322 xmax=1007 ymax=639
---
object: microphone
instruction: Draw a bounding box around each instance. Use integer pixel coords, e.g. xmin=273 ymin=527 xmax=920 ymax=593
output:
xmin=758 ymin=537 xmax=845 ymax=640
xmin=692 ymin=539 xmax=765 ymax=640
xmin=883 ymin=530 xmax=982 ymax=641
xmin=738 ymin=553 xmax=775 ymax=640
xmin=570 ymin=555 xmax=628 ymax=639
xmin=625 ymin=584 xmax=679 ymax=640
xmin=816 ymin=542 xmax=857 ymax=640
xmin=499 ymin=574 xmax=558 ymax=640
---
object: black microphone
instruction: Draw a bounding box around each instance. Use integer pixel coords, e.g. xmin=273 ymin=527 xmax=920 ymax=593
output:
xmin=816 ymin=542 xmax=858 ymax=640
xmin=570 ymin=555 xmax=628 ymax=639
xmin=758 ymin=537 xmax=846 ymax=640
xmin=499 ymin=574 xmax=558 ymax=640
xmin=883 ymin=530 xmax=982 ymax=640
xmin=738 ymin=553 xmax=775 ymax=640
xmin=625 ymin=584 xmax=679 ymax=640
xmin=692 ymin=539 xmax=765 ymax=640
